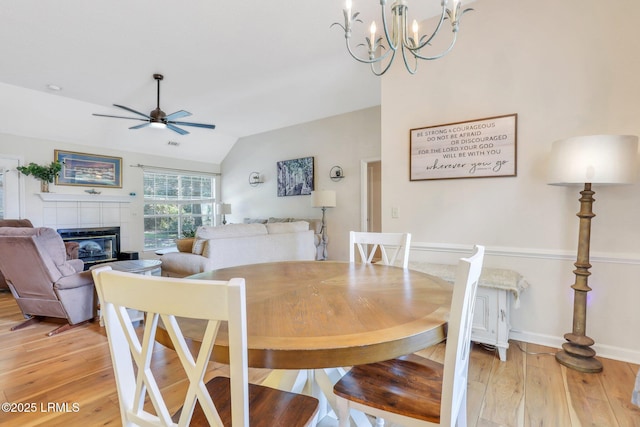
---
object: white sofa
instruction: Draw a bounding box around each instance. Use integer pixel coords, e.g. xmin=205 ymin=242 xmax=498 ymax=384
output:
xmin=161 ymin=221 xmax=317 ymax=277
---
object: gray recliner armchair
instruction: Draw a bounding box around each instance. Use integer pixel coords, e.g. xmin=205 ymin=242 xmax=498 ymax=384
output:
xmin=0 ymin=219 xmax=79 ymax=290
xmin=0 ymin=227 xmax=96 ymax=336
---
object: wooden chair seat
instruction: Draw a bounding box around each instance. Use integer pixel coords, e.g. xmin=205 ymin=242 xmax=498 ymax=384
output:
xmin=176 ymin=376 xmax=319 ymax=427
xmin=333 ymin=357 xmax=444 ymax=424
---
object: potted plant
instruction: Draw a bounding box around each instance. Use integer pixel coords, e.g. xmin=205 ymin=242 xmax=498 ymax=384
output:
xmin=17 ymin=160 xmax=62 ymax=193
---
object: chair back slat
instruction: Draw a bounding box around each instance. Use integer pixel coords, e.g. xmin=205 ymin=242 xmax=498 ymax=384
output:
xmin=349 ymin=231 xmax=412 ymax=268
xmin=92 ymin=267 xmax=249 ymax=427
xmin=440 ymin=245 xmax=485 ymax=425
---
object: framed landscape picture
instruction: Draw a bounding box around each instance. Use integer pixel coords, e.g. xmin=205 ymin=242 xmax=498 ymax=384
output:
xmin=55 ymin=150 xmax=123 ymax=188
xmin=277 ymin=156 xmax=314 ymax=197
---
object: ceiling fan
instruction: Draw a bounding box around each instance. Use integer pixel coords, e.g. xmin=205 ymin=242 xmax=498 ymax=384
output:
xmin=93 ymin=74 xmax=215 ymax=135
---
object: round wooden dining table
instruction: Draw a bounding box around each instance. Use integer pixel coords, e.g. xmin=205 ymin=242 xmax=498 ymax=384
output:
xmin=156 ymin=261 xmax=453 ymax=370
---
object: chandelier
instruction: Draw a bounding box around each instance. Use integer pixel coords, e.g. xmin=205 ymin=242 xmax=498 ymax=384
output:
xmin=332 ymin=0 xmax=473 ymax=75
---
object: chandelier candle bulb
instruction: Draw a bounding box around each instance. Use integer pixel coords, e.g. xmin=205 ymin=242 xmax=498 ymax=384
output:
xmin=412 ymin=19 xmax=419 ymax=46
xmin=370 ymin=21 xmax=377 ymax=49
xmin=450 ymin=0 xmax=460 ymax=23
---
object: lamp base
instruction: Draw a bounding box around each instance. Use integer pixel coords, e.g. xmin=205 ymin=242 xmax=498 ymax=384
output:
xmin=554 ymin=183 xmax=602 ymax=374
xmin=556 ymin=347 xmax=602 ymax=373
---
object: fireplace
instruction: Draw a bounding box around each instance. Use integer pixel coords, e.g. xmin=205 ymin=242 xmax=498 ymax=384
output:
xmin=57 ymin=227 xmax=120 ymax=270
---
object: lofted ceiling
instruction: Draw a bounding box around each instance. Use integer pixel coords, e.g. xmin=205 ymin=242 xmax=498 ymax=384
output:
xmin=0 ymin=0 xmax=447 ymax=163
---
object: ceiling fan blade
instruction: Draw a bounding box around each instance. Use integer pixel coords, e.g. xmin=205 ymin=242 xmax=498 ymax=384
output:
xmin=169 ymin=121 xmax=216 ymax=130
xmin=165 ymin=110 xmax=192 ymax=121
xmin=113 ymin=104 xmax=151 ymax=119
xmin=93 ymin=113 xmax=149 ymax=122
xmin=166 ymin=123 xmax=189 ymax=135
xmin=129 ymin=123 xmax=151 ymax=130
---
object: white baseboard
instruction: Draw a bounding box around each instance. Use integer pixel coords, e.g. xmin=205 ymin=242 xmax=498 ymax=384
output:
xmin=509 ymin=330 xmax=640 ymax=365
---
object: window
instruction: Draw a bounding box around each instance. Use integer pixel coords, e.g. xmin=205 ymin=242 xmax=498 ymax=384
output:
xmin=143 ymin=170 xmax=216 ymax=250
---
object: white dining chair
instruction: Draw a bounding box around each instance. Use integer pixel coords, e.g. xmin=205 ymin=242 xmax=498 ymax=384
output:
xmin=91 ymin=266 xmax=319 ymax=427
xmin=333 ymin=245 xmax=485 ymax=427
xmin=349 ymin=231 xmax=412 ymax=268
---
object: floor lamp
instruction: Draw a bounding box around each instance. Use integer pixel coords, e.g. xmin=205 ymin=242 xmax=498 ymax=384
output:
xmin=548 ymin=134 xmax=638 ymax=373
xmin=311 ymin=190 xmax=336 ymax=261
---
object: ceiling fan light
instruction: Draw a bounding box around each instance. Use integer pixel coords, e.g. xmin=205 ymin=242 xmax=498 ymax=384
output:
xmin=150 ymin=122 xmax=166 ymax=129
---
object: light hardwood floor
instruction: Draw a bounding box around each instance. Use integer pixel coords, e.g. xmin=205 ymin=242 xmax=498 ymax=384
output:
xmin=0 ymin=291 xmax=638 ymax=427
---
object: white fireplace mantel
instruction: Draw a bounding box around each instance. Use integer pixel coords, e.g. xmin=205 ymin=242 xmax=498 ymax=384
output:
xmin=37 ymin=193 xmax=133 ymax=203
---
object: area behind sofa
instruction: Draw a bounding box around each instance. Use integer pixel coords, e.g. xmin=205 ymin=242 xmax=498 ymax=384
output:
xmin=160 ymin=221 xmax=317 ymax=277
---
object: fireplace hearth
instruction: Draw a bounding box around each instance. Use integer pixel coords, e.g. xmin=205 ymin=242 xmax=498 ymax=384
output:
xmin=57 ymin=227 xmax=120 ymax=270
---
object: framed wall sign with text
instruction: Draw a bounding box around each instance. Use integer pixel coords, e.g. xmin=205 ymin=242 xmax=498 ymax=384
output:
xmin=410 ymin=114 xmax=517 ymax=181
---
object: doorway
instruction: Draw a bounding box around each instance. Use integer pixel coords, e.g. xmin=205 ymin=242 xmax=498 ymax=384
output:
xmin=360 ymin=158 xmax=381 ymax=233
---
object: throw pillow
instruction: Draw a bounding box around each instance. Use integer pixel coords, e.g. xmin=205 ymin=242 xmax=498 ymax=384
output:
xmin=243 ymin=218 xmax=268 ymax=224
xmin=176 ymin=238 xmax=195 ymax=253
xmin=191 ymin=238 xmax=207 ymax=255
xmin=267 ymin=217 xmax=293 ymax=223
xmin=266 ymin=221 xmax=309 ymax=234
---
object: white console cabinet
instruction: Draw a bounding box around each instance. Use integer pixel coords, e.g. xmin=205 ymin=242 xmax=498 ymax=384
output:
xmin=407 ymin=261 xmax=528 ymax=362
xmin=471 ymin=285 xmax=511 ymax=361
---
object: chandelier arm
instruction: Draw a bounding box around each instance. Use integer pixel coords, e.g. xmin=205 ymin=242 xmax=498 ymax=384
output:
xmin=379 ymin=1 xmax=400 ymax=51
xmin=398 ymin=3 xmax=411 ymax=49
xmin=370 ymin=48 xmax=398 ymax=76
xmin=410 ymin=32 xmax=458 ymax=61
xmin=407 ymin=5 xmax=448 ymax=50
xmin=400 ymin=45 xmax=419 ymax=75
xmin=344 ymin=38 xmax=394 ymax=65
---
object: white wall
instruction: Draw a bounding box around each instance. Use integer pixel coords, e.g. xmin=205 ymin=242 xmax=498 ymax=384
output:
xmin=0 ymin=133 xmax=220 ymax=254
xmin=381 ymin=0 xmax=640 ymax=362
xmin=221 ymin=107 xmax=381 ymax=262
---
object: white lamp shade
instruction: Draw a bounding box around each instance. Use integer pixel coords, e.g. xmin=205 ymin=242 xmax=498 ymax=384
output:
xmin=218 ymin=203 xmax=232 ymax=214
xmin=311 ymin=190 xmax=336 ymax=208
xmin=548 ymin=134 xmax=639 ymax=185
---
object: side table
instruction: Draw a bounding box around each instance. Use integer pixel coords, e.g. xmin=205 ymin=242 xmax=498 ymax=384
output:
xmin=92 ymin=259 xmax=162 ymax=276
xmin=91 ymin=259 xmax=162 ymax=324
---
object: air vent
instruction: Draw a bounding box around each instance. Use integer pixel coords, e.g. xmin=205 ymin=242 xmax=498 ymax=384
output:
xmin=167 ymin=141 xmax=180 ymax=146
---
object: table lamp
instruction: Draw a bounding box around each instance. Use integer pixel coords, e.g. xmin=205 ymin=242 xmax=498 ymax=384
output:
xmin=548 ymin=134 xmax=638 ymax=373
xmin=311 ymin=190 xmax=336 ymax=260
xmin=218 ymin=203 xmax=232 ymax=225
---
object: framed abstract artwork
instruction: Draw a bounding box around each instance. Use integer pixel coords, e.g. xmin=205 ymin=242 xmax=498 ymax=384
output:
xmin=55 ymin=150 xmax=123 ymax=188
xmin=277 ymin=156 xmax=314 ymax=197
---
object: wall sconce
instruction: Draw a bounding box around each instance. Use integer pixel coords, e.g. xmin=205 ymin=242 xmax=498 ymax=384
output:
xmin=329 ymin=166 xmax=345 ymax=181
xmin=248 ymin=172 xmax=263 ymax=187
